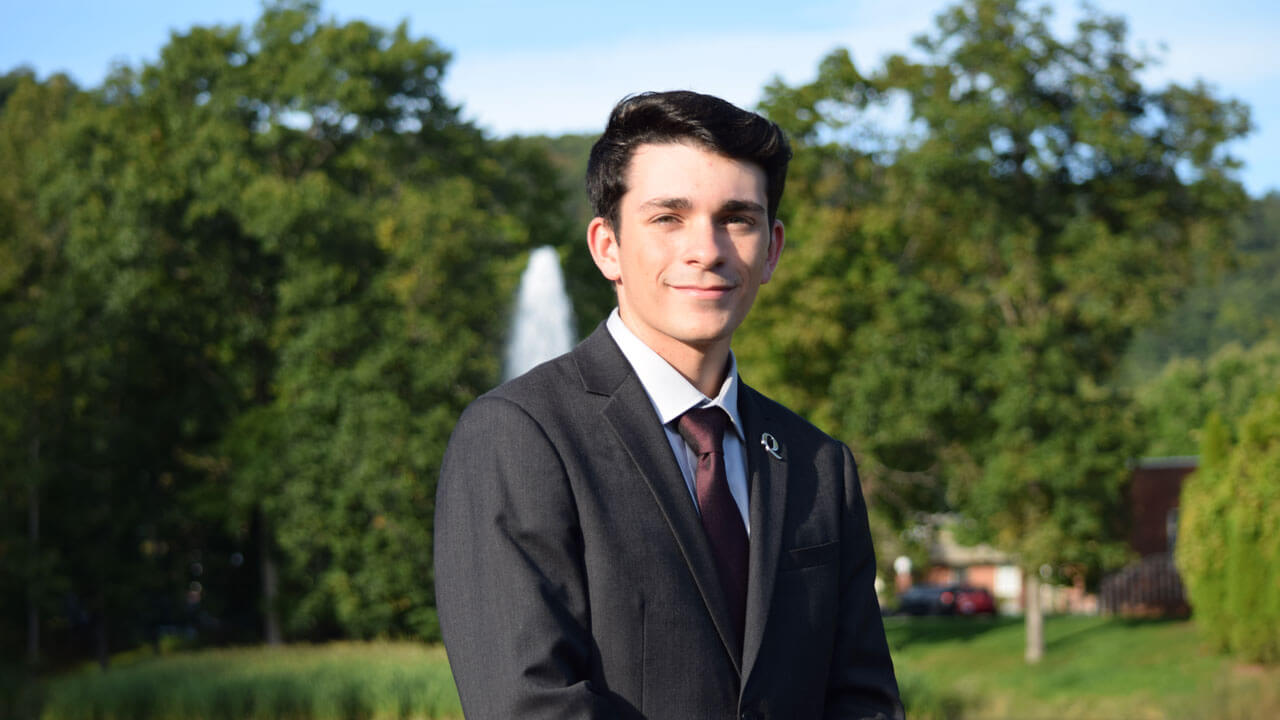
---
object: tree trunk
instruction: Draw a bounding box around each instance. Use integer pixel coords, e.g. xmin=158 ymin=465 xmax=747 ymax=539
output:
xmin=94 ymin=591 xmax=110 ymax=670
xmin=1024 ymin=569 xmax=1044 ymax=664
xmin=258 ymin=508 xmax=283 ymax=645
xmin=26 ymin=438 xmax=40 ymax=667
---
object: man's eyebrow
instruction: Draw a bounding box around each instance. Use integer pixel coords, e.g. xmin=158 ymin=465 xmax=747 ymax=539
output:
xmin=720 ymin=199 xmax=766 ymax=214
xmin=635 ymin=197 xmax=766 ymax=214
xmin=637 ymin=197 xmax=692 ymax=212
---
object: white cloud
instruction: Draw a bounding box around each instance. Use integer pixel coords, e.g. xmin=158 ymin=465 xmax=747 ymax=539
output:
xmin=443 ymin=3 xmax=948 ymax=137
xmin=439 ymin=1 xmax=1278 ymax=192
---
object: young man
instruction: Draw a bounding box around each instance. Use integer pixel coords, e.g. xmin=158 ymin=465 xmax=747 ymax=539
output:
xmin=435 ymin=91 xmax=902 ymax=719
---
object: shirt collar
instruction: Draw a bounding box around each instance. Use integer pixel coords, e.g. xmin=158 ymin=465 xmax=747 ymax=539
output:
xmin=606 ymin=308 xmax=743 ymax=440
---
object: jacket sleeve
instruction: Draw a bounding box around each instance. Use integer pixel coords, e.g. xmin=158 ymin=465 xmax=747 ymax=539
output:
xmin=823 ymin=444 xmax=905 ymax=720
xmin=434 ymin=395 xmax=630 ymax=719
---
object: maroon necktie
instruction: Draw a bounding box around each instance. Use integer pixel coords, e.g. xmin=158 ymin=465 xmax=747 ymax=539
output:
xmin=677 ymin=407 xmax=749 ymax=646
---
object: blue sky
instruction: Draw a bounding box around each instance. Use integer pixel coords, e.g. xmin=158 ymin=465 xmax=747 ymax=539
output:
xmin=3 ymin=0 xmax=1278 ymax=195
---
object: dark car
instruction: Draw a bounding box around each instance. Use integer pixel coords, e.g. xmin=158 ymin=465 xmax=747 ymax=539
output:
xmin=896 ymin=584 xmax=997 ymax=616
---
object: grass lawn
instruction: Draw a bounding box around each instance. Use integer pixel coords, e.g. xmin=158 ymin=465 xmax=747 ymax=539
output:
xmin=27 ymin=617 xmax=1279 ymax=719
xmin=886 ymin=614 xmax=1280 ymax=719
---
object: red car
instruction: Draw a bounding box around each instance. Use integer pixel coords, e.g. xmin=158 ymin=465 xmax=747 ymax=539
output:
xmin=897 ymin=584 xmax=997 ymax=616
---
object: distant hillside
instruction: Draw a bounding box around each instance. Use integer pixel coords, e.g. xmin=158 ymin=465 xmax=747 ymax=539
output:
xmin=1120 ymin=191 xmax=1280 ymax=384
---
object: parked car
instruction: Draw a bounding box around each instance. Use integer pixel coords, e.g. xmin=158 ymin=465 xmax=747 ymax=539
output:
xmin=896 ymin=584 xmax=996 ymax=616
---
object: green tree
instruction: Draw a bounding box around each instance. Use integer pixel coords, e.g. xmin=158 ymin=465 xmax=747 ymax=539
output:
xmin=1177 ymin=391 xmax=1280 ymax=664
xmin=745 ymin=0 xmax=1249 ymax=661
xmin=1 ymin=0 xmax=574 ymax=661
xmin=0 ymin=68 xmax=85 ymax=667
xmin=1 ymin=60 xmax=245 ymax=665
xmin=1134 ymin=339 xmax=1280 ymax=457
xmin=126 ymin=0 xmax=567 ymax=642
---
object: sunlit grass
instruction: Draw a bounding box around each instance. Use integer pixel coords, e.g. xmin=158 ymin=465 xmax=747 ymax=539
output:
xmin=886 ymin=615 xmax=1280 ymax=719
xmin=41 ymin=641 xmax=461 ymax=720
xmin=36 ymin=617 xmax=1280 ymax=720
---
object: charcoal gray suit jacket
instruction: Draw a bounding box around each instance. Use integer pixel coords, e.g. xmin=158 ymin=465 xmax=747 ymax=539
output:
xmin=434 ymin=323 xmax=902 ymax=719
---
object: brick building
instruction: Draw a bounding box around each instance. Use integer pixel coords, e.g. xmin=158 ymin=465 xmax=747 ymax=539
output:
xmin=1099 ymin=456 xmax=1197 ymax=616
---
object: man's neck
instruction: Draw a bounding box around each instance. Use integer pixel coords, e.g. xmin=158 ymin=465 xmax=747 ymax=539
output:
xmin=617 ymin=313 xmax=731 ymax=398
xmin=660 ymin=341 xmax=731 ymax=399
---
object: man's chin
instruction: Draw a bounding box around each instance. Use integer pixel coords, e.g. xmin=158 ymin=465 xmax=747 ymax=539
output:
xmin=669 ymin=322 xmax=738 ymax=350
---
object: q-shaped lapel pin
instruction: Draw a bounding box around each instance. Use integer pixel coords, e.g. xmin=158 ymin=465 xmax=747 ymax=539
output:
xmin=760 ymin=432 xmax=783 ymax=460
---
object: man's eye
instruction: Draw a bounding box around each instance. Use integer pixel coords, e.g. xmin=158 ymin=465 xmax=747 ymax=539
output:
xmin=653 ymin=215 xmax=680 ymax=224
xmin=724 ymin=215 xmax=755 ymax=226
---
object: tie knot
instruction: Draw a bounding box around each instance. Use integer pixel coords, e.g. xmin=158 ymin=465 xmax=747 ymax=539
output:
xmin=677 ymin=406 xmax=729 ymax=456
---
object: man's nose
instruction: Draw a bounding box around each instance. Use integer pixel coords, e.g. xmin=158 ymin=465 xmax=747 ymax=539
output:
xmin=682 ymin=218 xmax=727 ymax=266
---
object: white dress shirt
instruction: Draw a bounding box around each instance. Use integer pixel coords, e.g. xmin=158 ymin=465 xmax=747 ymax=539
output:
xmin=606 ymin=309 xmax=750 ymax=534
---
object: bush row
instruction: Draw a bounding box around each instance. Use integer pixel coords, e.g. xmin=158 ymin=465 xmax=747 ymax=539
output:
xmin=1177 ymin=388 xmax=1280 ymax=663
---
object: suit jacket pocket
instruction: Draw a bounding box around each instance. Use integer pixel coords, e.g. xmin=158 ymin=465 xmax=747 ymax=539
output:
xmin=779 ymin=540 xmax=839 ymax=571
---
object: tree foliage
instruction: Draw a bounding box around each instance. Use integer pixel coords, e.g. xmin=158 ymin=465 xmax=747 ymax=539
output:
xmin=1177 ymin=392 xmax=1280 ymax=664
xmin=743 ymin=0 xmax=1250 ymax=585
xmin=1134 ymin=339 xmax=1280 ymax=457
xmin=0 ymin=0 xmax=571 ymax=663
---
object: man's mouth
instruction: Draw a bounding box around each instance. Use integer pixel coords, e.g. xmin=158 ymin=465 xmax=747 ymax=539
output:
xmin=669 ymin=282 xmax=737 ymax=299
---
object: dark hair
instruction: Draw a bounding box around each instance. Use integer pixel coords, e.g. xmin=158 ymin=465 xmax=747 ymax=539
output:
xmin=586 ymin=91 xmax=792 ymax=231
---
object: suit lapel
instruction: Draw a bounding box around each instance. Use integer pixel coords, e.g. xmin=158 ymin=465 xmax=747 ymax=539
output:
xmin=738 ymin=383 xmax=788 ymax=684
xmin=574 ymin=326 xmax=743 ymax=673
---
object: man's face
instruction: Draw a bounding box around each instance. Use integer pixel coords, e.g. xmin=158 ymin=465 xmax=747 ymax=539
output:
xmin=588 ymin=142 xmax=784 ymax=361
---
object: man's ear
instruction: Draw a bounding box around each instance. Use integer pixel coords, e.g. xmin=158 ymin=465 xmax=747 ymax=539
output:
xmin=587 ymin=216 xmax=622 ymax=283
xmin=761 ymin=218 xmax=785 ymax=284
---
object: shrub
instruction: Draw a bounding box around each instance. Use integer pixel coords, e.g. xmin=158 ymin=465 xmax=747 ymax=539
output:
xmin=1177 ymin=389 xmax=1280 ymax=663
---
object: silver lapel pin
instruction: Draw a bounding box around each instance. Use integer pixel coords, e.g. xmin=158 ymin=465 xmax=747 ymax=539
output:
xmin=760 ymin=432 xmax=783 ymax=460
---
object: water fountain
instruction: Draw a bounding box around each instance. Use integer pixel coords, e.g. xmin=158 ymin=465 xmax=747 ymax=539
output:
xmin=504 ymin=246 xmax=576 ymax=381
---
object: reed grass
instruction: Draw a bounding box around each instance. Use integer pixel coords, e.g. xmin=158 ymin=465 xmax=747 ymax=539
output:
xmin=41 ymin=642 xmax=461 ymax=720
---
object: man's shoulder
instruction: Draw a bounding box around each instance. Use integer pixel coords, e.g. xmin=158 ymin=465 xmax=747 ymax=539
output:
xmin=478 ymin=323 xmax=625 ymax=412
xmin=444 ymin=351 xmax=588 ymax=459
xmin=476 ymin=349 xmax=584 ymax=414
xmin=448 ymin=329 xmax=626 ymax=456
